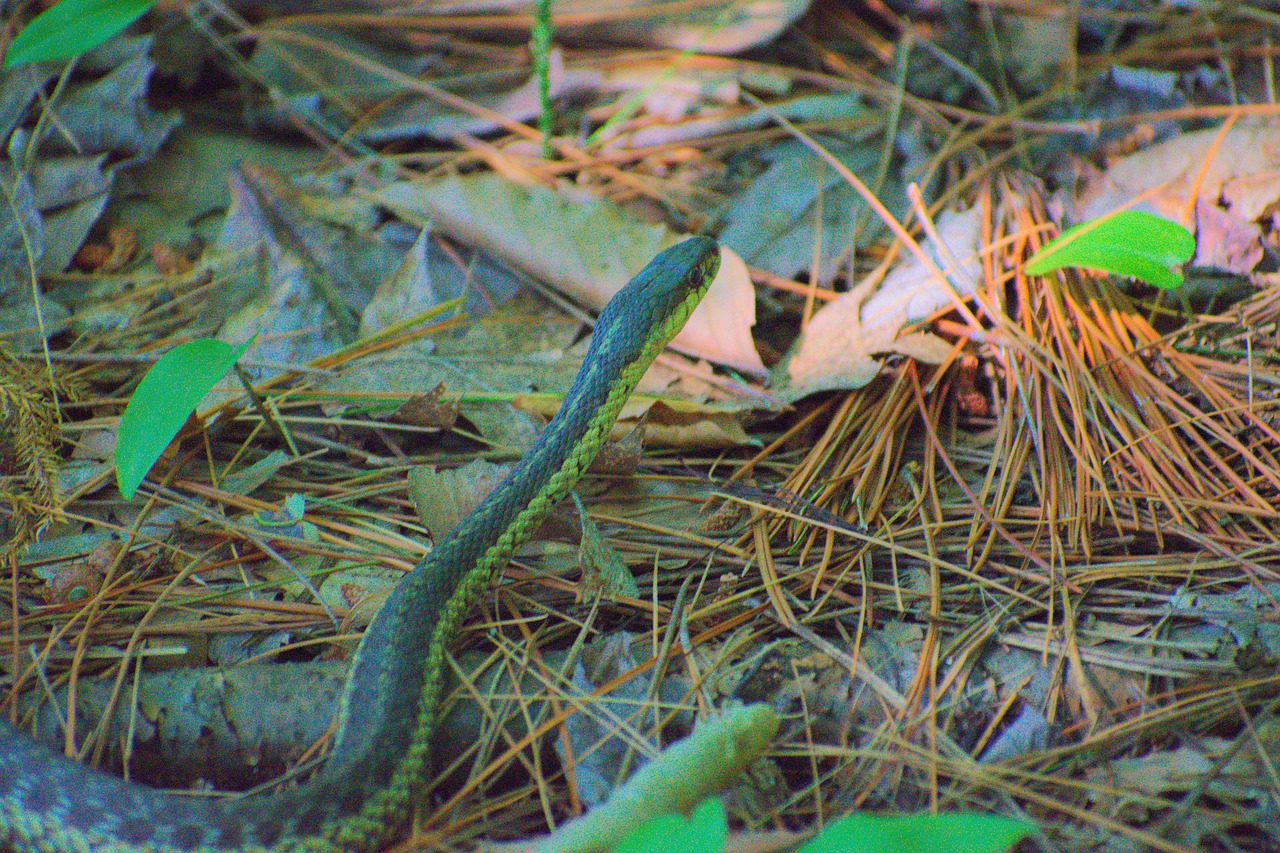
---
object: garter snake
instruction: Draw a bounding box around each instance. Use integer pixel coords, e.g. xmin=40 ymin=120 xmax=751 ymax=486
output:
xmin=0 ymin=237 xmax=722 ymax=853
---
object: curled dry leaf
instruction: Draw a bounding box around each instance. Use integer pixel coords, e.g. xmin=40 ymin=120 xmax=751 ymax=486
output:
xmin=389 ymin=383 xmax=458 ymax=431
xmin=43 ymin=540 xmax=121 ymax=604
xmin=587 ymin=420 xmax=645 ymax=477
xmin=73 ymin=224 xmax=138 ymax=273
xmin=514 ymin=395 xmax=749 ymax=449
xmin=1193 ymin=198 xmax=1263 ymax=274
xmin=780 ymin=207 xmax=983 ymax=400
xmin=698 ymin=499 xmax=748 ymax=535
xmin=320 ymin=569 xmax=399 ymax=632
xmin=1077 ymin=122 xmax=1280 ymax=225
xmin=150 ymin=240 xmax=196 ymax=276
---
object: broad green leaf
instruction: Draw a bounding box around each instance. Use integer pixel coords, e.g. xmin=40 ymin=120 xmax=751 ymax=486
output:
xmin=115 ymin=339 xmax=248 ymax=500
xmin=4 ymin=0 xmax=157 ymax=68
xmin=613 ymin=799 xmax=726 ymax=853
xmin=1024 ymin=209 xmax=1195 ymax=289
xmin=796 ymin=812 xmax=1034 ymax=853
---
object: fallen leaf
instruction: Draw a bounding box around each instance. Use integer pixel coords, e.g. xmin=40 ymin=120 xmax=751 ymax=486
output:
xmin=408 ymin=459 xmax=509 ymax=543
xmin=74 ymin=223 xmax=138 ymax=272
xmin=572 ymin=493 xmax=639 ymax=602
xmin=150 ymin=240 xmax=195 ymax=275
xmin=389 ymin=383 xmax=458 ymax=431
xmin=1194 ymin=199 xmax=1263 ymax=274
xmin=779 ymin=206 xmax=984 ymax=400
xmin=1074 ymin=121 xmax=1280 ymax=276
xmin=513 ymin=395 xmax=750 ymax=449
xmin=371 ymin=173 xmax=763 ymax=376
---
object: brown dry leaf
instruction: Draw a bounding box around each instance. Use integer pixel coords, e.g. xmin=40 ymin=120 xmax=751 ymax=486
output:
xmin=587 ymin=421 xmax=645 ymax=477
xmin=408 ymin=459 xmax=509 ymax=543
xmin=320 ymin=569 xmax=400 ymax=631
xmin=371 ymin=173 xmax=763 ymax=375
xmin=514 ymin=395 xmax=749 ymax=449
xmin=150 ymin=240 xmax=195 ymax=276
xmin=779 ymin=206 xmax=983 ymax=400
xmin=42 ymin=540 xmax=119 ymax=604
xmin=1192 ymin=198 xmax=1263 ymax=273
xmin=104 ymin=225 xmax=138 ymax=271
xmin=1074 ymin=120 xmax=1280 ymax=273
xmin=72 ymin=243 xmax=111 ymax=272
xmin=571 ymin=493 xmax=640 ymax=602
xmin=1078 ymin=121 xmax=1280 ymax=224
xmin=1084 ymin=664 xmax=1150 ymax=720
xmin=637 ymin=400 xmax=750 ymax=448
xmin=389 ymin=383 xmax=458 ymax=431
xmin=74 ymin=224 xmax=138 ymax=273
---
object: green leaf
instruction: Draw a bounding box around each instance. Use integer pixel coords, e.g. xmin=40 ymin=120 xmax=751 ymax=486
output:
xmin=115 ymin=339 xmax=248 ymax=500
xmin=4 ymin=0 xmax=158 ymax=69
xmin=795 ymin=812 xmax=1034 ymax=853
xmin=1024 ymin=209 xmax=1195 ymax=290
xmin=613 ymin=799 xmax=727 ymax=853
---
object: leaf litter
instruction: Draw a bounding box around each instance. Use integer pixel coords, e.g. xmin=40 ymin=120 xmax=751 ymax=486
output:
xmin=4 ymin=3 xmax=1280 ymax=853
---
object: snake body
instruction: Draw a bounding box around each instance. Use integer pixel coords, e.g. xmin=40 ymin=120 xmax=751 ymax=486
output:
xmin=0 ymin=237 xmax=722 ymax=853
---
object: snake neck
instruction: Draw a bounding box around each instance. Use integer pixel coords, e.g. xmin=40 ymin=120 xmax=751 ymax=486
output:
xmin=320 ymin=244 xmax=720 ymax=845
xmin=308 ymin=294 xmax=675 ymax=850
xmin=330 ymin=299 xmax=662 ymax=765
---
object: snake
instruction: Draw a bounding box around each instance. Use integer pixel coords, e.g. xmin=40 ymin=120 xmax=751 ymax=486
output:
xmin=0 ymin=236 xmax=722 ymax=853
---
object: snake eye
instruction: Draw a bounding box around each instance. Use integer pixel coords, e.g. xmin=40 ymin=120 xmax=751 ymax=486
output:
xmin=654 ymin=237 xmax=719 ymax=310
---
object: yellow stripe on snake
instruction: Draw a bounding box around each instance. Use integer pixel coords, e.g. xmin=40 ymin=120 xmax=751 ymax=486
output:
xmin=0 ymin=237 xmax=722 ymax=853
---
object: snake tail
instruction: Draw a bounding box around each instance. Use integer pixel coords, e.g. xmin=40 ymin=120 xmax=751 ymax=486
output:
xmin=0 ymin=236 xmax=722 ymax=853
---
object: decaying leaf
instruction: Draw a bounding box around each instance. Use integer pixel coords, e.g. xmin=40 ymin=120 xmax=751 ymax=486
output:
xmin=779 ymin=206 xmax=983 ymax=400
xmin=1072 ymin=120 xmax=1280 ymax=275
xmin=371 ymin=173 xmax=763 ymax=376
xmin=572 ymin=493 xmax=639 ymax=602
xmin=409 ymin=458 xmax=509 ymax=543
xmin=513 ymin=394 xmax=750 ymax=449
xmin=388 ymin=383 xmax=458 ymax=431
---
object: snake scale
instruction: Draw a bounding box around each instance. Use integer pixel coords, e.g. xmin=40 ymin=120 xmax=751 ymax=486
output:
xmin=0 ymin=237 xmax=722 ymax=853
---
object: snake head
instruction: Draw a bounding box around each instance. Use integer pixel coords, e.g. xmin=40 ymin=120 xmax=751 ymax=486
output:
xmin=596 ymin=236 xmax=722 ymax=364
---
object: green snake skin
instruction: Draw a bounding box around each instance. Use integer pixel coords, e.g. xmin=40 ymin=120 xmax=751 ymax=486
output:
xmin=0 ymin=237 xmax=722 ymax=853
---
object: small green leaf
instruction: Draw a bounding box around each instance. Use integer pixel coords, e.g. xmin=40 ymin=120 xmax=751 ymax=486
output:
xmin=1024 ymin=209 xmax=1196 ymax=290
xmin=4 ymin=0 xmax=158 ymax=69
xmin=613 ymin=799 xmax=727 ymax=853
xmin=796 ymin=811 xmax=1034 ymax=853
xmin=115 ymin=339 xmax=248 ymax=500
